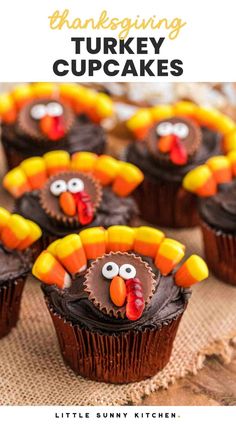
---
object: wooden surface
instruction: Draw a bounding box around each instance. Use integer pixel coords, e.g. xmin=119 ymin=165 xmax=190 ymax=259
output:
xmin=138 ymin=354 xmax=236 ymax=406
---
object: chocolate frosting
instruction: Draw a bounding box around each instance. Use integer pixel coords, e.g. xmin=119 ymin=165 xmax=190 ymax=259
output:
xmin=0 ymin=244 xmax=31 ymax=286
xmin=126 ymin=127 xmax=221 ymax=183
xmin=199 ymin=181 xmax=236 ymax=234
xmin=15 ymin=188 xmax=138 ymax=237
xmin=2 ymin=114 xmax=106 ymax=157
xmin=42 ymin=255 xmax=190 ymax=335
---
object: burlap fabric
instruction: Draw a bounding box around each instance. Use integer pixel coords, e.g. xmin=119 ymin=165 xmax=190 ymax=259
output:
xmin=0 ymin=226 xmax=236 ymax=406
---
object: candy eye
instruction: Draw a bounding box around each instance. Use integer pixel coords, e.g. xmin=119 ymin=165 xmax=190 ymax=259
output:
xmin=47 ymin=102 xmax=63 ymax=117
xmin=50 ymin=179 xmax=67 ymax=196
xmin=173 ymin=123 xmax=189 ymax=138
xmin=102 ymin=262 xmax=119 ymax=279
xmin=67 ymin=178 xmax=84 ymax=193
xmin=156 ymin=122 xmax=173 ymax=137
xmin=119 ymin=264 xmax=136 ymax=279
xmin=30 ymin=104 xmax=47 ymax=120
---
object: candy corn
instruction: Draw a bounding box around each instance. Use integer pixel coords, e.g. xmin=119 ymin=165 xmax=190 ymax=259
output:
xmin=227 ymin=151 xmax=236 ymax=176
xmin=93 ymin=155 xmax=120 ymax=186
xmin=112 ymin=162 xmax=144 ymax=197
xmin=127 ymin=109 xmax=153 ymax=139
xmin=134 ymin=226 xmax=165 ymax=258
xmin=151 ymin=105 xmax=174 ymax=121
xmin=183 ymin=165 xmax=217 ymax=197
xmin=223 ymin=129 xmax=236 ymax=152
xmin=20 ymin=157 xmax=47 ymax=189
xmin=0 ymin=207 xmax=10 ymax=233
xmin=55 ymin=234 xmax=87 ymax=275
xmin=11 ymin=84 xmax=33 ymax=108
xmin=0 ymin=93 xmax=16 ymax=123
xmin=71 ymin=152 xmax=98 ymax=172
xmin=107 ymin=226 xmax=135 ymax=252
xmin=194 ymin=107 xmax=222 ymax=129
xmin=79 ymin=227 xmax=106 ymax=260
xmin=32 ymin=83 xmax=57 ymax=98
xmin=47 ymin=239 xmax=61 ymax=257
xmin=32 ymin=251 xmax=71 ymax=289
xmin=206 ymin=156 xmax=232 ymax=184
xmin=3 ymin=167 xmax=31 ymax=198
xmin=74 ymin=87 xmax=97 ymax=116
xmin=1 ymin=214 xmax=31 ymax=249
xmin=155 ymin=238 xmax=185 ymax=276
xmin=109 ymin=276 xmax=127 ymax=307
xmin=43 ymin=150 xmax=70 ymax=176
xmin=17 ymin=220 xmax=42 ymax=250
xmin=175 ymin=255 xmax=209 ymax=287
xmin=94 ymin=93 xmax=114 ymax=120
xmin=215 ymin=114 xmax=235 ymax=135
xmin=59 ymin=83 xmax=82 ymax=107
xmin=173 ymin=101 xmax=197 ymax=117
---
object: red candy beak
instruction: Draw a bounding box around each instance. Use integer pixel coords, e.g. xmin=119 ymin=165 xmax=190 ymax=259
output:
xmin=59 ymin=190 xmax=94 ymax=225
xmin=158 ymin=134 xmax=188 ymax=165
xmin=40 ymin=115 xmax=66 ymax=141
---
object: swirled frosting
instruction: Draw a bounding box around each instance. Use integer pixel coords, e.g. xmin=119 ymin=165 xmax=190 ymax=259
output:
xmin=15 ymin=188 xmax=138 ymax=238
xmin=42 ymin=256 xmax=190 ymax=335
xmin=126 ymin=127 xmax=221 ymax=182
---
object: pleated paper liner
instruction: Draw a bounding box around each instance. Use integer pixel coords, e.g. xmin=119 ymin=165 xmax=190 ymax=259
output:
xmin=45 ymin=296 xmax=186 ymax=384
xmin=201 ymin=220 xmax=236 ymax=286
xmin=0 ymin=277 xmax=26 ymax=339
xmin=133 ymin=174 xmax=200 ymax=228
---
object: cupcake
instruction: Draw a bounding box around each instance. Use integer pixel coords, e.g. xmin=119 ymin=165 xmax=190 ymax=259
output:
xmin=0 ymin=207 xmax=41 ymax=338
xmin=32 ymin=225 xmax=208 ymax=383
xmin=0 ymin=83 xmax=113 ymax=169
xmin=183 ymin=152 xmax=236 ymax=286
xmin=3 ymin=151 xmax=143 ymax=253
xmin=126 ymin=102 xmax=236 ymax=228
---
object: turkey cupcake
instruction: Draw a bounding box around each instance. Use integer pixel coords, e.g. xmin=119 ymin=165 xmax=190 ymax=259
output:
xmin=3 ymin=151 xmax=143 ymax=253
xmin=0 ymin=83 xmax=113 ymax=169
xmin=126 ymin=101 xmax=236 ymax=228
xmin=32 ymin=225 xmax=208 ymax=383
xmin=0 ymin=208 xmax=42 ymax=338
xmin=183 ymin=152 xmax=236 ymax=286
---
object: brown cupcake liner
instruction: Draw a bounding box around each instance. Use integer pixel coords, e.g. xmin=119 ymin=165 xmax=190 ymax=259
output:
xmin=39 ymin=172 xmax=102 ymax=228
xmin=45 ymin=298 xmax=185 ymax=384
xmin=201 ymin=220 xmax=236 ymax=286
xmin=0 ymin=277 xmax=26 ymax=339
xmin=133 ymin=175 xmax=199 ymax=228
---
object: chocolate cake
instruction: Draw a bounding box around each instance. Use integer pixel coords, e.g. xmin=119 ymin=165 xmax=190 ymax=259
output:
xmin=0 ymin=209 xmax=42 ymax=338
xmin=0 ymin=84 xmax=113 ymax=169
xmin=33 ymin=225 xmax=209 ymax=383
xmin=3 ymin=151 xmax=143 ymax=252
xmin=183 ymin=152 xmax=236 ymax=285
xmin=126 ymin=102 xmax=236 ymax=228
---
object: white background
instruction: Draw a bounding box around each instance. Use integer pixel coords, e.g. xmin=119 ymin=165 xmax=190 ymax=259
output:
xmin=0 ymin=406 xmax=236 ymax=423
xmin=0 ymin=0 xmax=235 ymax=81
